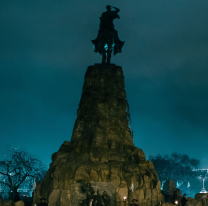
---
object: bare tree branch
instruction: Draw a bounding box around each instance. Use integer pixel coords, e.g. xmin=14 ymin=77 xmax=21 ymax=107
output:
xmin=0 ymin=146 xmax=47 ymax=200
xmin=0 ymin=181 xmax=11 ymax=187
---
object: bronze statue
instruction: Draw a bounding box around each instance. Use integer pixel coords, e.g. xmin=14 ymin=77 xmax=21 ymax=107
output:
xmin=92 ymin=5 xmax=124 ymax=64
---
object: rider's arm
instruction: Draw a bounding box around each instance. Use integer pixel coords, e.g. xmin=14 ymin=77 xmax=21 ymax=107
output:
xmin=111 ymin=6 xmax=120 ymax=13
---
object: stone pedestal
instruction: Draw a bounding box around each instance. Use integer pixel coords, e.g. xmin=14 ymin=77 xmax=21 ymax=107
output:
xmin=34 ymin=64 xmax=164 ymax=206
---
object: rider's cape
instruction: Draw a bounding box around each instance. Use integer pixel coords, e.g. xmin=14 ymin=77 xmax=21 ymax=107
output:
xmin=92 ymin=29 xmax=124 ymax=55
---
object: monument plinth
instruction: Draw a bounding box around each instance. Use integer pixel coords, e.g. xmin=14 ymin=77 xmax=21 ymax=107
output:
xmin=34 ymin=64 xmax=164 ymax=206
xmin=71 ymin=64 xmax=133 ymax=149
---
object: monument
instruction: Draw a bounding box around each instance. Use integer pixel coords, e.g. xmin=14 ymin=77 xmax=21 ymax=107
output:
xmin=33 ymin=6 xmax=164 ymax=206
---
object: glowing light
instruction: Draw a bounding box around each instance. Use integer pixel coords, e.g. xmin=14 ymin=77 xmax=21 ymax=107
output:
xmin=200 ymin=189 xmax=207 ymax=193
xmin=161 ymin=180 xmax=166 ymax=190
xmin=123 ymin=197 xmax=127 ymax=201
xmin=131 ymin=183 xmax=134 ymax=192
xmin=200 ymin=178 xmax=207 ymax=193
xmin=176 ymin=180 xmax=183 ymax=188
xmin=33 ymin=178 xmax=36 ymax=191
xmin=175 ymin=200 xmax=178 ymax=205
xmin=104 ymin=44 xmax=108 ymax=51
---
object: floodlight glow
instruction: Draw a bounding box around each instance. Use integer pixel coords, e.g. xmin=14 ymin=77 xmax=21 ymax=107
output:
xmin=200 ymin=178 xmax=207 ymax=193
xmin=104 ymin=44 xmax=108 ymax=51
xmin=200 ymin=188 xmax=207 ymax=193
xmin=131 ymin=183 xmax=134 ymax=192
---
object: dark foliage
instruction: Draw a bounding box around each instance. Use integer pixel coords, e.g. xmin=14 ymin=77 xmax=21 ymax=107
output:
xmin=149 ymin=153 xmax=199 ymax=184
xmin=149 ymin=153 xmax=203 ymax=196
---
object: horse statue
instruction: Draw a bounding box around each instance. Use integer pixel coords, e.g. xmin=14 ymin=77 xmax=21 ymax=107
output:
xmin=92 ymin=5 xmax=124 ymax=64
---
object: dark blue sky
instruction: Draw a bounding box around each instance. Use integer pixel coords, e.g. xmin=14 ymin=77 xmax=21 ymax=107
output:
xmin=0 ymin=0 xmax=208 ymax=168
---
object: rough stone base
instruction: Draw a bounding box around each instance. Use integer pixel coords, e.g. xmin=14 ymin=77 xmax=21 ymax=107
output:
xmin=33 ymin=65 xmax=165 ymax=206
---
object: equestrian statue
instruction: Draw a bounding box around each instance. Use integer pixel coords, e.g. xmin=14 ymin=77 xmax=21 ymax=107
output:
xmin=92 ymin=5 xmax=124 ymax=64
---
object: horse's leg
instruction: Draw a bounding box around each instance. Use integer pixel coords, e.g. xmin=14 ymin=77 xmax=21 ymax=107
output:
xmin=107 ymin=48 xmax=111 ymax=64
xmin=107 ymin=31 xmax=114 ymax=64
xmin=100 ymin=31 xmax=107 ymax=64
xmin=102 ymin=50 xmax=107 ymax=64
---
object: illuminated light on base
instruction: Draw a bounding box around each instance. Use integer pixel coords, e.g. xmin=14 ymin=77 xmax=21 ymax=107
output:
xmin=131 ymin=183 xmax=134 ymax=192
xmin=175 ymin=200 xmax=178 ymax=205
xmin=200 ymin=179 xmax=207 ymax=193
xmin=123 ymin=197 xmax=127 ymax=201
xmin=200 ymin=188 xmax=207 ymax=193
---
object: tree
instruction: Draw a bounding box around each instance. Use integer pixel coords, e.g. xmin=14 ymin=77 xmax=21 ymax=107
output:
xmin=0 ymin=147 xmax=47 ymax=200
xmin=149 ymin=153 xmax=200 ymax=191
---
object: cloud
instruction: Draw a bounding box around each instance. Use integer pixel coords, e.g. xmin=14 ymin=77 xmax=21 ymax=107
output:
xmin=0 ymin=0 xmax=208 ymax=167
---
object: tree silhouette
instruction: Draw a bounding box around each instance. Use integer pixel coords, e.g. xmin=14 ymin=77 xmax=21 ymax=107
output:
xmin=0 ymin=147 xmax=47 ymax=200
xmin=149 ymin=153 xmax=199 ymax=190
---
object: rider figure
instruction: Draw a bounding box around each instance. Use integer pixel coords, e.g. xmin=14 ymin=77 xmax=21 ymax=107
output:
xmin=99 ymin=5 xmax=120 ymax=32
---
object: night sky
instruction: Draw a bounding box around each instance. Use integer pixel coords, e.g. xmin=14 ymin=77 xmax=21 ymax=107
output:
xmin=1 ymin=0 xmax=208 ymax=168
